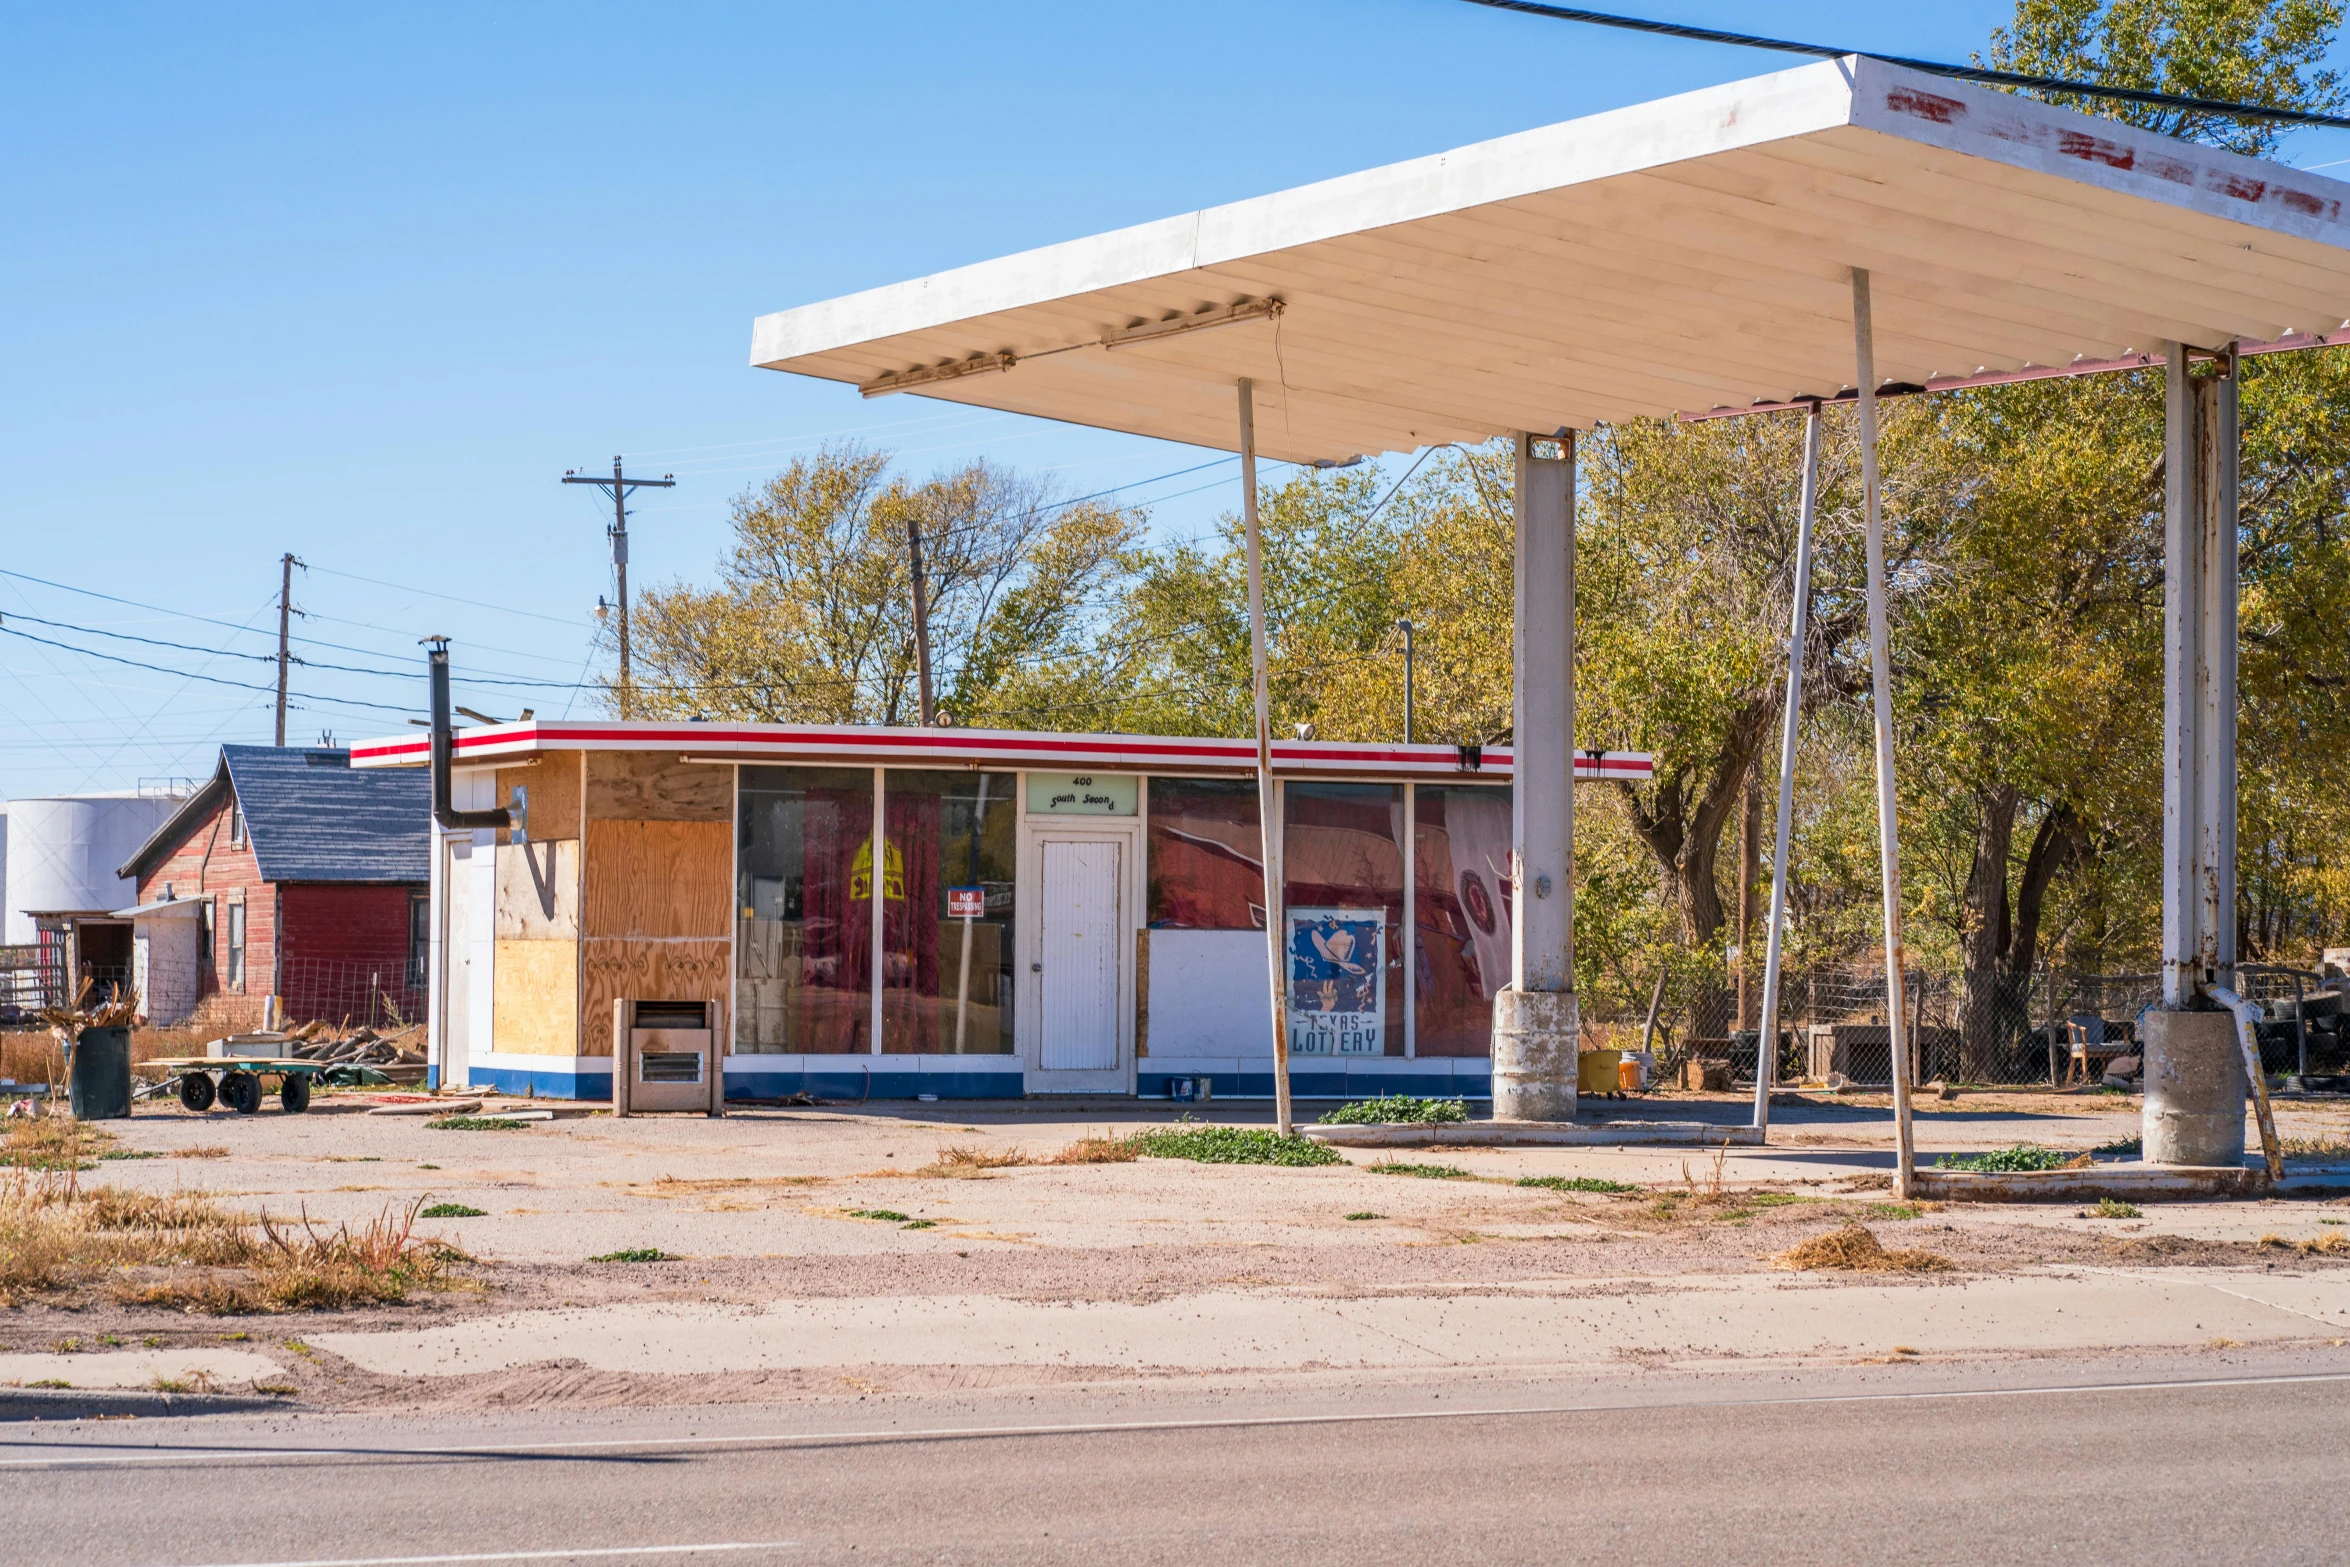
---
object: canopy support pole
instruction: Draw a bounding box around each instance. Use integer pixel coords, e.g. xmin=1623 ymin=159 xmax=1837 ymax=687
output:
xmin=1853 ymin=270 xmax=1916 ymax=1197
xmin=1751 ymin=399 xmax=1822 ymax=1135
xmin=2146 ymin=342 xmax=2246 ymax=1167
xmin=1239 ymin=379 xmax=1293 ymax=1135
xmin=1491 ymin=429 xmax=1578 ymax=1121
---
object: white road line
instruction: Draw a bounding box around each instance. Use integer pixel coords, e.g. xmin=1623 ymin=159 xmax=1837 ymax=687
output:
xmin=141 ymin=1545 xmax=793 ymax=1567
xmin=9 ymin=1367 xmax=2349 ymax=1473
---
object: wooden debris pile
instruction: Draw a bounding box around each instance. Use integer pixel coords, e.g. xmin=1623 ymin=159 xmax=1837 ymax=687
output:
xmin=284 ymin=1022 xmax=425 ymax=1067
xmin=37 ymin=981 xmax=142 ymax=1037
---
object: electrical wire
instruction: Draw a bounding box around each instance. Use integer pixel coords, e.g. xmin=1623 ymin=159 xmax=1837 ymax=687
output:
xmin=0 ymin=624 xmax=414 ymax=713
xmin=1457 ymin=0 xmax=2350 ymax=130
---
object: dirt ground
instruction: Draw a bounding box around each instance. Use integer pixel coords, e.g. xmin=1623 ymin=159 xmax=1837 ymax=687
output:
xmin=7 ymin=1088 xmax=2349 ymax=1411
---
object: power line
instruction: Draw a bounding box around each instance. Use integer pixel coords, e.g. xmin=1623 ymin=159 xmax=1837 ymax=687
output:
xmin=1458 ymin=1 xmax=2350 ymax=130
xmin=303 ymin=563 xmax=590 ymax=627
xmin=0 ymin=623 xmax=415 ymax=713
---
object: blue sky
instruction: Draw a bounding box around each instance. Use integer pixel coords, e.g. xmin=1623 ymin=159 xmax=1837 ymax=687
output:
xmin=7 ymin=1 xmax=2348 ymax=797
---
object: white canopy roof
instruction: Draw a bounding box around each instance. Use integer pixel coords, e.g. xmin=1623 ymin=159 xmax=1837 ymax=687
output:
xmin=752 ymin=56 xmax=2350 ymax=464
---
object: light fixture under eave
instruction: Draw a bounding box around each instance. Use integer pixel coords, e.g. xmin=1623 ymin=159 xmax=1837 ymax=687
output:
xmin=1100 ymin=297 xmax=1284 ymax=351
xmin=860 ymin=350 xmax=1017 ymax=399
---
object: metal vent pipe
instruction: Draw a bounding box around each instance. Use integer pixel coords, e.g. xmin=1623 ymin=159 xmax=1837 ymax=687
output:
xmin=424 ymin=637 xmax=512 ymax=832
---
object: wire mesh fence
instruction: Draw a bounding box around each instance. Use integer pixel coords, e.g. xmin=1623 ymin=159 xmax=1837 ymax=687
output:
xmin=1652 ymin=959 xmax=2350 ymax=1089
xmin=38 ymin=952 xmax=431 ymax=1037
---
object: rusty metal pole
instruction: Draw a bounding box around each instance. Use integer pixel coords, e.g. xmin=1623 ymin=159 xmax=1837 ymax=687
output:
xmin=1853 ymin=269 xmax=1916 ymax=1197
xmin=1239 ymin=380 xmax=1293 ymax=1135
xmin=1752 ymin=398 xmax=1821 ymax=1135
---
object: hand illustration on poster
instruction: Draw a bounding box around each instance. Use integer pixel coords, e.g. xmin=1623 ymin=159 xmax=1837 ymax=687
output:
xmin=1287 ymin=907 xmax=1385 ymax=1055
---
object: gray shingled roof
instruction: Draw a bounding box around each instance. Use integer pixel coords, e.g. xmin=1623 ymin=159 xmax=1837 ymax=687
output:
xmin=120 ymin=746 xmax=429 ymax=884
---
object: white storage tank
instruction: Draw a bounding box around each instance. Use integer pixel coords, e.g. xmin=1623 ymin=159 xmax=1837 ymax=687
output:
xmin=4 ymin=792 xmax=186 ymax=942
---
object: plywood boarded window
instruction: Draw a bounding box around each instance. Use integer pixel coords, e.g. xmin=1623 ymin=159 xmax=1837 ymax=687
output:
xmin=584 ymin=820 xmax=731 ymax=939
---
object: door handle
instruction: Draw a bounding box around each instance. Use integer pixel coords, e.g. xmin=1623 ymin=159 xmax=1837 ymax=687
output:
xmin=1031 ymin=962 xmax=1043 ymax=973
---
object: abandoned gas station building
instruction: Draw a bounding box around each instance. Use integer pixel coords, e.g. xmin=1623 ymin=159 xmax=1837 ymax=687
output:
xmin=352 ymin=723 xmax=1647 ymax=1100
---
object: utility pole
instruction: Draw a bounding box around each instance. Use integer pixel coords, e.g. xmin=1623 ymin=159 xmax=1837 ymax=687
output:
xmin=274 ymin=553 xmax=303 ymax=746
xmin=1397 ymin=619 xmax=1415 ymax=744
xmin=906 ymin=512 xmax=936 ymax=725
xmin=563 ymin=456 xmax=675 ymax=718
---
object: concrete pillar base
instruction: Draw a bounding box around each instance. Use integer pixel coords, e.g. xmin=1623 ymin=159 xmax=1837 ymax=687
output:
xmin=2143 ymin=1008 xmax=2246 ymax=1167
xmin=1492 ymin=987 xmax=1578 ymax=1122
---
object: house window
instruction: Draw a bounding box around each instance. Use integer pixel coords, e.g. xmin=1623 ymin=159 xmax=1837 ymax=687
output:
xmin=198 ymin=902 xmax=215 ymax=964
xmin=228 ymin=797 xmax=245 ymax=848
xmin=225 ymin=901 xmax=247 ymax=991
xmin=408 ymin=894 xmax=429 ymax=989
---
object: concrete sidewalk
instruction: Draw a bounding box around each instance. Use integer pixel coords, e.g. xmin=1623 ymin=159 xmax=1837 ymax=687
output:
xmin=314 ymin=1266 xmax=2350 ymax=1381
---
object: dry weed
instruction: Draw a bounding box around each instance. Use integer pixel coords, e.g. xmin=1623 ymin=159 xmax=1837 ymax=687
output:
xmin=1773 ymin=1223 xmax=1953 ymax=1274
xmin=2 ymin=1168 xmax=470 ymax=1312
xmin=1051 ymin=1131 xmax=1141 ymax=1164
xmin=4 ymin=1114 xmax=115 ymax=1171
xmin=914 ymin=1143 xmax=1032 ymax=1178
xmin=2280 ymin=1137 xmax=2350 ymax=1159
xmin=2256 ymin=1232 xmax=2350 ymax=1257
xmin=174 ymin=1146 xmax=231 ymax=1160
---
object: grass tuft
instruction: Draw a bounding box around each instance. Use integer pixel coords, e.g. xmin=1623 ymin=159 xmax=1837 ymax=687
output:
xmin=1774 ymin=1223 xmax=1953 ymax=1274
xmin=1344 ymin=1211 xmax=1382 ymax=1221
xmin=1051 ymin=1132 xmax=1142 ymax=1164
xmin=1130 ymin=1124 xmax=1345 ymax=1167
xmin=914 ymin=1144 xmax=1030 ymax=1177
xmin=1317 ymin=1096 xmax=1469 ymax=1126
xmin=419 ymin=1202 xmax=486 ymax=1219
xmin=1517 ymin=1175 xmax=1640 ymax=1195
xmin=2257 ymin=1231 xmax=2350 ymax=1256
xmin=1934 ymin=1144 xmax=2078 ymax=1173
xmin=1370 ymin=1161 xmax=1473 ymax=1180
xmin=426 ymin=1116 xmax=529 ymax=1131
xmin=591 ymin=1247 xmax=672 ymax=1263
xmin=846 ymin=1208 xmax=911 ymax=1222
xmin=2086 ymin=1197 xmax=2141 ymax=1219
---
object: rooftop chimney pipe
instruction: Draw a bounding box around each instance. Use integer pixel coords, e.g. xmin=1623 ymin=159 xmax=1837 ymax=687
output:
xmin=425 ymin=637 xmax=512 ymax=832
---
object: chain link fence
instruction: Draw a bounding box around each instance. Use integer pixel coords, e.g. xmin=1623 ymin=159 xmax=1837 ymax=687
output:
xmin=1651 ymin=959 xmax=2347 ymax=1088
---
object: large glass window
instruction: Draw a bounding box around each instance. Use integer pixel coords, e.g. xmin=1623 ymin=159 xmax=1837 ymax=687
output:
xmin=1413 ymin=784 xmax=1512 ymax=1056
xmin=879 ymin=770 xmax=1016 ymax=1054
xmin=1147 ymin=778 xmax=1264 ymax=929
xmin=736 ymin=766 xmax=875 ymax=1054
xmin=1283 ymin=782 xmax=1405 ymax=1057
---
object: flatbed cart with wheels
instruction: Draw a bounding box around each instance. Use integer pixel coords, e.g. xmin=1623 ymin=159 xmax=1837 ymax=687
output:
xmin=145 ymin=1057 xmax=332 ymax=1115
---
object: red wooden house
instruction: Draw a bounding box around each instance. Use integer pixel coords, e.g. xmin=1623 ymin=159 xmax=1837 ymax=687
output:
xmin=118 ymin=746 xmax=429 ymax=1030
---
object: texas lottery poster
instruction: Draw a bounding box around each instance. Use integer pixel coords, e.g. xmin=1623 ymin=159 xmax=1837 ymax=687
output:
xmin=1285 ymin=907 xmax=1384 ymax=1055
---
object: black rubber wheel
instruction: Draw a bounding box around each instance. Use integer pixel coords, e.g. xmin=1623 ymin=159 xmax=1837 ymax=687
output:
xmin=279 ymin=1073 xmax=311 ymax=1114
xmin=219 ymin=1071 xmax=261 ymax=1116
xmin=177 ymin=1072 xmax=216 ymax=1113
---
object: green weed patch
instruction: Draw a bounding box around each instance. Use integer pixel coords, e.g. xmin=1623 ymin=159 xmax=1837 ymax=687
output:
xmin=1130 ymin=1125 xmax=1345 ymax=1167
xmin=1317 ymin=1096 xmax=1468 ymax=1126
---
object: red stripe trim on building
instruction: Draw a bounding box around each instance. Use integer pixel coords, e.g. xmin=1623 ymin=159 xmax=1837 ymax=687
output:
xmin=348 ymin=721 xmax=1654 ymax=782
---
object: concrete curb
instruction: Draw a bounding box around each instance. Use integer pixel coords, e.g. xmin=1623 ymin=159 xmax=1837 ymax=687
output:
xmin=1306 ymin=1121 xmax=1763 ymax=1148
xmin=0 ymin=1388 xmax=305 ymax=1422
xmin=1912 ymin=1163 xmax=2267 ymax=1203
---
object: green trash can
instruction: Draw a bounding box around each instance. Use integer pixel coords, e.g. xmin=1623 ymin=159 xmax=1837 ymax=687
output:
xmin=68 ymin=1026 xmax=133 ymax=1120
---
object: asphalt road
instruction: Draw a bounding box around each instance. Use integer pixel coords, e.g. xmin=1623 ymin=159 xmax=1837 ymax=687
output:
xmin=12 ymin=1355 xmax=2350 ymax=1567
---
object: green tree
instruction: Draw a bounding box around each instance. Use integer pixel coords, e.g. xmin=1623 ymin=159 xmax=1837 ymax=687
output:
xmin=1984 ymin=0 xmax=2345 ymax=154
xmin=627 ymin=445 xmax=1143 ymax=725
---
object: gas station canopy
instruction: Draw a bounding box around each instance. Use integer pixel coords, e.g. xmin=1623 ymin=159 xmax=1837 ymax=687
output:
xmin=752 ymin=56 xmax=2350 ymax=464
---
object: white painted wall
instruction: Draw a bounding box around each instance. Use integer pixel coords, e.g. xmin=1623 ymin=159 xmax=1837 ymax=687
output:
xmin=1148 ymin=930 xmax=1275 ymax=1057
xmin=5 ymin=794 xmax=184 ymax=942
xmin=132 ymin=909 xmax=203 ymax=1024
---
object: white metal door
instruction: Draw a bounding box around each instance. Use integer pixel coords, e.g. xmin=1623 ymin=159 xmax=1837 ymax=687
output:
xmin=1039 ymin=839 xmax=1121 ymax=1072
